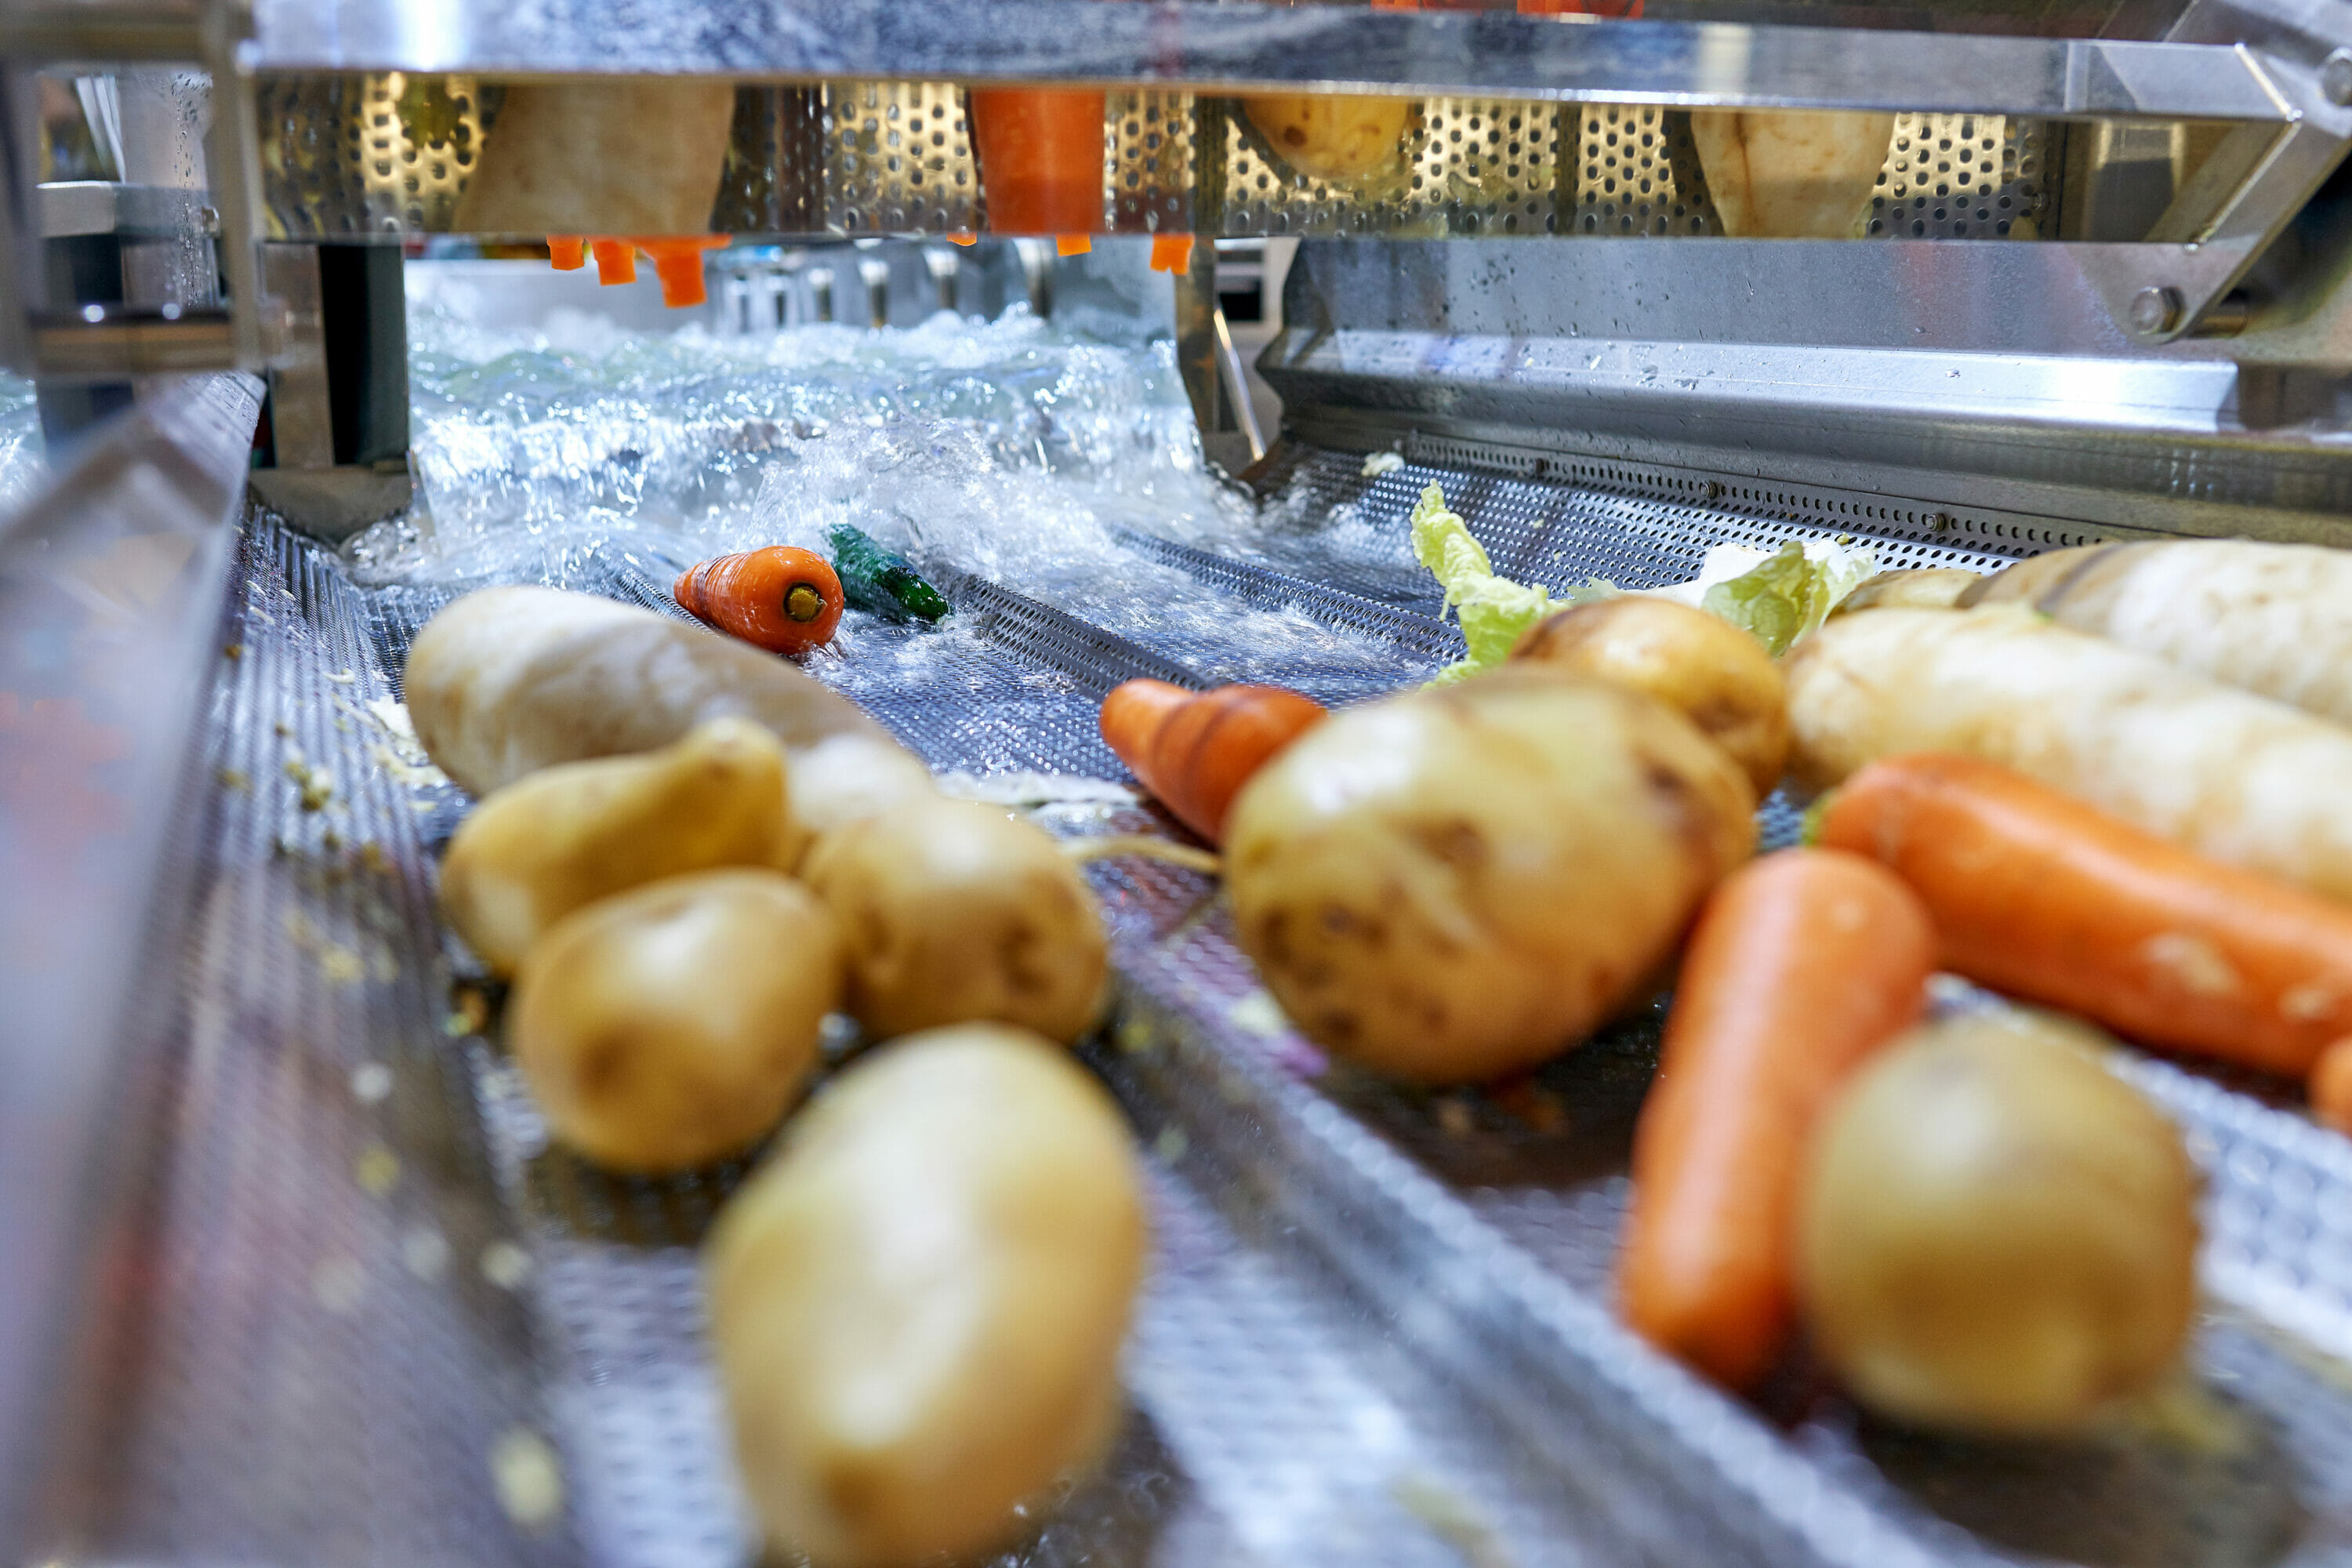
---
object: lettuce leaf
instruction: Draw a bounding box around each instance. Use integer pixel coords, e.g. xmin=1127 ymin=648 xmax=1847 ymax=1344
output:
xmin=1410 ymin=483 xmax=1575 ymax=684
xmin=1700 ymin=539 xmax=1876 ymax=656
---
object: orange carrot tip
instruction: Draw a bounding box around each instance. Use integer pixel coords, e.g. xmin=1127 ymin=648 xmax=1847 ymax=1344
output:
xmin=1057 ymin=234 xmax=1094 ymax=257
xmin=949 ymin=232 xmax=979 ymax=246
xmin=1150 ymin=234 xmax=1196 ymax=274
xmin=633 ymin=236 xmax=730 ymax=309
xmin=590 ymin=238 xmax=637 ymax=286
xmin=547 ymin=236 xmax=588 ymax=270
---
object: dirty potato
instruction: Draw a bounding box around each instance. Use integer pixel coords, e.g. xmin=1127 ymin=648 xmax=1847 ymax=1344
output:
xmin=1225 ymin=670 xmax=1755 ymax=1083
xmin=1242 ymin=94 xmax=1417 ymax=183
xmin=510 ymin=869 xmax=844 ymax=1174
xmin=1798 ymin=1012 xmax=2199 ymax=1436
xmin=1512 ymin=596 xmax=1791 ymax=797
xmin=707 ymin=1024 xmax=1147 ymax=1568
xmin=440 ymin=717 xmax=802 ymax=978
xmin=804 ymin=797 xmax=1108 ymax=1044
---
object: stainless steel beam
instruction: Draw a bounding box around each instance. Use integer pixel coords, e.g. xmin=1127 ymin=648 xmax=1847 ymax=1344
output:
xmin=245 ymin=0 xmax=2285 ymax=122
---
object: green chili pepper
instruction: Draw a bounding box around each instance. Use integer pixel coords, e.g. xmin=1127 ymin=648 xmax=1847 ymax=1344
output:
xmin=828 ymin=524 xmax=953 ymax=625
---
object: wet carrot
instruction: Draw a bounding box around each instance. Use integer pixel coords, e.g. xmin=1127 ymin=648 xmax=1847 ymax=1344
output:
xmin=1620 ymin=848 xmax=1934 ymax=1391
xmin=590 ymin=238 xmax=637 ymax=286
xmin=632 ymin=236 xmax=730 ymax=308
xmin=967 ymin=89 xmax=1106 ymax=238
xmin=1819 ymin=752 xmax=2352 ymax=1077
xmin=1149 ymin=234 xmax=1196 ymax=274
xmin=674 ymin=547 xmax=845 ymax=656
xmin=1098 ymin=680 xmax=1324 ymax=845
xmin=548 ymin=236 xmax=589 ymax=270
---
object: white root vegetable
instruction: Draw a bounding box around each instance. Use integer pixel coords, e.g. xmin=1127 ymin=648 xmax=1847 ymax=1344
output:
xmin=1965 ymin=539 xmax=2352 ymax=728
xmin=1242 ymin=96 xmax=1417 ymax=183
xmin=1225 ymin=670 xmax=1755 ymax=1083
xmin=1785 ymin=604 xmax=2352 ymax=904
xmin=403 ymin=586 xmax=931 ymax=832
xmin=706 ymin=1024 xmax=1146 ymax=1568
xmin=1690 ymin=110 xmax=1895 ymax=238
xmin=453 ymin=81 xmax=738 ymax=236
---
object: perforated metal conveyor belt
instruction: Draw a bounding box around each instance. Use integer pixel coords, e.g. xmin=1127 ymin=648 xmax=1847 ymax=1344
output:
xmin=35 ymin=446 xmax=2352 ymax=1568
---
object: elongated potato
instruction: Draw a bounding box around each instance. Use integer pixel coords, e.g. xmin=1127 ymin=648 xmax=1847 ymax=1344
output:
xmin=1965 ymin=539 xmax=2352 ymax=728
xmin=804 ymin=797 xmax=1107 ymax=1044
xmin=403 ymin=586 xmax=931 ymax=833
xmin=454 ymin=81 xmax=738 ymax=237
xmin=440 ymin=717 xmax=801 ymax=978
xmin=512 ymin=869 xmax=844 ymax=1174
xmin=1511 ymin=597 xmax=1790 ymax=797
xmin=1833 ymin=568 xmax=1980 ymax=615
xmin=706 ymin=1024 xmax=1147 ymax=1568
xmin=1242 ymin=95 xmax=1416 ymax=183
xmin=1786 ymin=604 xmax=2352 ymax=904
xmin=1691 ymin=110 xmax=1895 ymax=238
xmin=1798 ymin=1012 xmax=2198 ymax=1436
xmin=1226 ymin=670 xmax=1755 ymax=1083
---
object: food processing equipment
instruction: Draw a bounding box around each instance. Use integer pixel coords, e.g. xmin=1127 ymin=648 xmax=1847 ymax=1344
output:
xmin=6 ymin=0 xmax=2352 ymax=1563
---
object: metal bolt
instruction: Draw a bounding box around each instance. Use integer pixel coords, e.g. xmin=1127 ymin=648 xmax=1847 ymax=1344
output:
xmin=2325 ymin=48 xmax=2352 ymax=107
xmin=2127 ymin=285 xmax=2183 ymax=336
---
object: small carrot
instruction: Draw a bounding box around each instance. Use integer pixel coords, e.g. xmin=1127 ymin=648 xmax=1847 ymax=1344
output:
xmin=1097 ymin=679 xmax=1326 ymax=845
xmin=2313 ymin=1037 xmax=2352 ymax=1134
xmin=1819 ymin=752 xmax=2352 ymax=1078
xmin=1620 ymin=848 xmax=1934 ymax=1392
xmin=674 ymin=547 xmax=845 ymax=656
xmin=967 ymin=89 xmax=1106 ymax=238
xmin=1149 ymin=234 xmax=1196 ymax=274
xmin=630 ymin=236 xmax=730 ymax=308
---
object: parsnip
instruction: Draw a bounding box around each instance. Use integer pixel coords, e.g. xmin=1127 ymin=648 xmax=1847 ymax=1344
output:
xmin=455 ymin=82 xmax=738 ymax=237
xmin=1690 ymin=110 xmax=1894 ymax=239
xmin=1965 ymin=539 xmax=2352 ymax=728
xmin=1787 ymin=604 xmax=2352 ymax=904
xmin=403 ymin=586 xmax=931 ymax=835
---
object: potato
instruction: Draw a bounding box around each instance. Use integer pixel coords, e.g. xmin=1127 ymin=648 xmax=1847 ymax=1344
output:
xmin=706 ymin=1024 xmax=1146 ymax=1568
xmin=439 ymin=717 xmax=802 ymax=978
xmin=1690 ymin=109 xmax=1895 ymax=238
xmin=1512 ymin=597 xmax=1790 ymax=797
xmin=804 ymin=797 xmax=1108 ymax=1044
xmin=1225 ymin=669 xmax=1755 ymax=1083
xmin=510 ymin=869 xmax=844 ymax=1174
xmin=403 ymin=585 xmax=917 ymax=800
xmin=1798 ymin=1012 xmax=2199 ymax=1436
xmin=1242 ymin=94 xmax=1416 ymax=183
xmin=1833 ymin=568 xmax=1980 ymax=615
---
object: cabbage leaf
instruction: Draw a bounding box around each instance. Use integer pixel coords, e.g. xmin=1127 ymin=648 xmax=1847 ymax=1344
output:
xmin=1410 ymin=483 xmax=1574 ymax=684
xmin=1699 ymin=539 xmax=1876 ymax=656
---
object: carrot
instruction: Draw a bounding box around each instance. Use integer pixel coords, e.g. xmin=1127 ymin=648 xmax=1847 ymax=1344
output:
xmin=631 ymin=236 xmax=730 ymax=308
xmin=548 ymin=236 xmax=588 ymax=271
xmin=1818 ymin=752 xmax=2352 ymax=1078
xmin=2313 ymin=1037 xmax=2352 ymax=1134
xmin=1097 ymin=679 xmax=1325 ymax=845
xmin=1619 ymin=848 xmax=1934 ymax=1391
xmin=1149 ymin=234 xmax=1196 ymax=275
xmin=674 ymin=547 xmax=846 ymax=656
xmin=967 ymin=89 xmax=1106 ymax=239
xmin=590 ymin=238 xmax=637 ymax=286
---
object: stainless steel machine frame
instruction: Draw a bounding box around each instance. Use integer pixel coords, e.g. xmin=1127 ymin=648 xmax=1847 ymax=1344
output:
xmin=6 ymin=0 xmax=2352 ymax=1564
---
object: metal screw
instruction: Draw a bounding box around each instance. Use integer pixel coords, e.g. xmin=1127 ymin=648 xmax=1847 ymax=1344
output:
xmin=2325 ymin=48 xmax=2352 ymax=107
xmin=2127 ymin=285 xmax=2183 ymax=336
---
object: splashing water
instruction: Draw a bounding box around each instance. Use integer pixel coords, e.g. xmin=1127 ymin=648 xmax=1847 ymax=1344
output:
xmin=0 ymin=377 xmax=45 ymax=520
xmin=354 ymin=292 xmax=1432 ymax=704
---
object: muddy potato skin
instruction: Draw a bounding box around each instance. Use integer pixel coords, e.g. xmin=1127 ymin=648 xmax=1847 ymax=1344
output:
xmin=805 ymin=797 xmax=1108 ymax=1044
xmin=1798 ymin=1014 xmax=2199 ymax=1437
xmin=706 ymin=1025 xmax=1147 ymax=1568
xmin=1243 ymin=94 xmax=1416 ymax=182
xmin=511 ymin=869 xmax=843 ymax=1174
xmin=440 ymin=717 xmax=802 ymax=978
xmin=1225 ymin=670 xmax=1755 ymax=1083
xmin=1512 ymin=597 xmax=1791 ymax=797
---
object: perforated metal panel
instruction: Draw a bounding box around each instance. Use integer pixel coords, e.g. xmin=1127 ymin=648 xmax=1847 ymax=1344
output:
xmin=1219 ymin=96 xmax=1564 ymax=238
xmin=1868 ymin=113 xmax=2049 ymax=239
xmin=822 ymin=81 xmax=982 ymax=235
xmin=1570 ymin=106 xmax=1721 ymax=237
xmin=1111 ymin=91 xmax=1196 ymax=235
xmin=257 ymin=74 xmax=497 ymax=237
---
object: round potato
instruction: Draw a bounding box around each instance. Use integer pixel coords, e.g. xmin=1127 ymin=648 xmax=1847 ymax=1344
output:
xmin=1242 ymin=94 xmax=1416 ymax=183
xmin=440 ymin=717 xmax=802 ymax=978
xmin=1512 ymin=597 xmax=1790 ymax=797
xmin=804 ymin=797 xmax=1108 ymax=1044
xmin=510 ymin=869 xmax=844 ymax=1174
xmin=706 ymin=1024 xmax=1146 ymax=1568
xmin=1798 ymin=1012 xmax=2199 ymax=1436
xmin=1225 ymin=670 xmax=1755 ymax=1083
